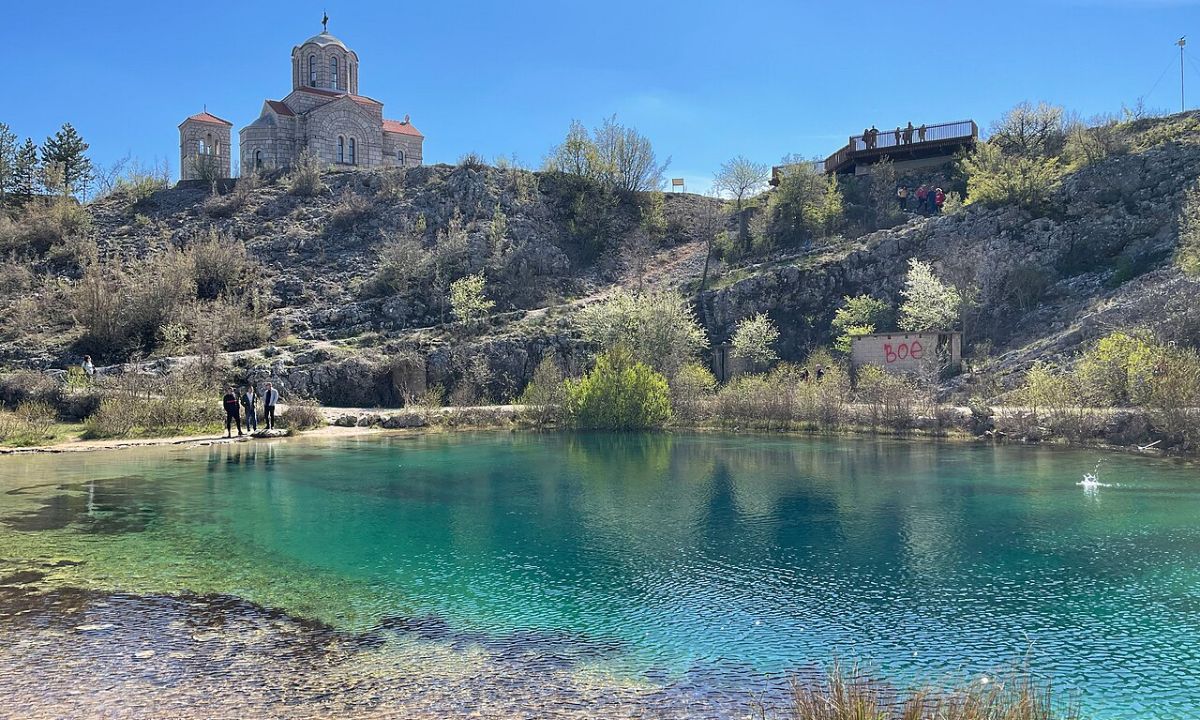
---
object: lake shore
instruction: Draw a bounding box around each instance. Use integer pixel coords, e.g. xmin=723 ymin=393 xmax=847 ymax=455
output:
xmin=0 ymin=401 xmax=1182 ymax=460
xmin=0 ymin=423 xmax=384 ymax=455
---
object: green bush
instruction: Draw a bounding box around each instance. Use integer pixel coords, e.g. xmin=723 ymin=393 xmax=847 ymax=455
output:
xmin=730 ymin=312 xmax=779 ymax=368
xmin=577 ymin=290 xmax=707 ymax=381
xmin=1177 ymin=184 xmax=1200 ymax=279
xmin=832 ymin=295 xmax=892 ymax=354
xmin=854 ymin=366 xmax=920 ymax=430
xmin=564 ymin=348 xmax=671 ymax=430
xmin=1075 ymin=331 xmax=1158 ymax=406
xmin=767 ymin=162 xmax=844 ymax=249
xmin=1019 ymin=362 xmax=1098 ymax=443
xmin=1143 ymin=345 xmax=1200 ymax=449
xmin=669 ymin=362 xmax=717 ymax=423
xmin=517 ymin=355 xmax=567 ymax=425
xmin=961 ymin=142 xmax=1063 ymax=213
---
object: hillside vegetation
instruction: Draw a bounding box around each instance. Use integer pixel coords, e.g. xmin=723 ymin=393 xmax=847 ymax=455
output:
xmin=1 ymin=108 xmax=1199 ymax=449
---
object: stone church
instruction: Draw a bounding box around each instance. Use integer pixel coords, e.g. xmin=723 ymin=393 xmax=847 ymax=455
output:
xmin=179 ymin=20 xmax=424 ymax=180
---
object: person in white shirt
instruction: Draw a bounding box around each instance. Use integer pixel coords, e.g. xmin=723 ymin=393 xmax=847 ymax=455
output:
xmin=262 ymin=382 xmax=281 ymax=430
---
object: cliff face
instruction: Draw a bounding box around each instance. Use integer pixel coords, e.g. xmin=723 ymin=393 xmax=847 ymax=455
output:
xmin=6 ymin=114 xmax=1200 ymax=407
xmin=700 ymin=119 xmax=1200 ymax=390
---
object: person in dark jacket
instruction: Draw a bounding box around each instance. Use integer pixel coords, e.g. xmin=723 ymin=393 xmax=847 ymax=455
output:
xmin=222 ymin=386 xmax=243 ymax=438
xmin=241 ymin=385 xmax=258 ymax=432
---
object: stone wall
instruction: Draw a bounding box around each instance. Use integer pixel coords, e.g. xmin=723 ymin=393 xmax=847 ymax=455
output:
xmin=179 ymin=121 xmax=231 ymax=180
xmin=307 ymin=102 xmax=383 ymax=167
xmin=383 ymin=132 xmax=423 ymax=167
xmin=291 ymin=44 xmax=359 ymax=94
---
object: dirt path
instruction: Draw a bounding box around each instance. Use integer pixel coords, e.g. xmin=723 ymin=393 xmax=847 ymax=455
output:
xmin=0 ymin=424 xmax=381 ymax=456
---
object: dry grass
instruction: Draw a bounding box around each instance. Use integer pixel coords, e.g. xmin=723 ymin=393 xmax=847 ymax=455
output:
xmin=780 ymin=663 xmax=1078 ymax=720
xmin=279 ymin=398 xmax=325 ymax=430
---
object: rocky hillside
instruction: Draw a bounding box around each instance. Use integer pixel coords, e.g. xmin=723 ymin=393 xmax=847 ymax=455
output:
xmin=3 ymin=112 xmax=1199 ymax=407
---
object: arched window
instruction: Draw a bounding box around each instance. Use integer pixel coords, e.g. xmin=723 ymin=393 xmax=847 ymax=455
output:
xmin=348 ymin=138 xmax=356 ymax=165
xmin=197 ymin=139 xmax=207 ymax=155
xmin=254 ymin=150 xmax=263 ymax=169
xmin=330 ymin=56 xmax=339 ymax=90
xmin=338 ymin=136 xmax=345 ymax=163
xmin=397 ymin=149 xmax=405 ymax=166
xmin=308 ymin=55 xmax=317 ymax=86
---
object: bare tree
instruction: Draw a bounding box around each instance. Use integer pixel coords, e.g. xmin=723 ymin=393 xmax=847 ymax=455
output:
xmin=989 ymin=101 xmax=1066 ymax=158
xmin=546 ymin=116 xmax=668 ymax=192
xmin=594 ymin=115 xmax=669 ymax=192
xmin=713 ymin=155 xmax=769 ymax=211
xmin=695 ymin=195 xmax=729 ymax=294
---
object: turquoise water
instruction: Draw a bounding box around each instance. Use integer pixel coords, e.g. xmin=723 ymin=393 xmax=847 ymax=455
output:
xmin=1 ymin=432 xmax=1199 ymax=718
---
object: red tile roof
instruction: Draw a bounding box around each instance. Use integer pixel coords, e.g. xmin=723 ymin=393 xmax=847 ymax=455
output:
xmin=383 ymin=118 xmax=423 ymax=137
xmin=265 ymin=100 xmax=295 ymax=117
xmin=183 ymin=111 xmax=232 ymax=126
xmin=297 ymin=86 xmax=342 ymax=98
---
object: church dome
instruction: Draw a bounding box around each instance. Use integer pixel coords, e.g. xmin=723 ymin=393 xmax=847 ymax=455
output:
xmin=301 ymin=31 xmax=347 ymax=50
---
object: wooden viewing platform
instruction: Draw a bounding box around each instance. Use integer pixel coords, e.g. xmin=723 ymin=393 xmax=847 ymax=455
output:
xmin=771 ymin=119 xmax=978 ymax=184
xmin=824 ymin=119 xmax=978 ymax=175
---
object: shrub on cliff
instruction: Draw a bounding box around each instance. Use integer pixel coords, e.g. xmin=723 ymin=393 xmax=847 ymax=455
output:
xmin=898 ymin=259 xmax=960 ymax=332
xmin=1177 ymin=184 xmax=1200 ymax=279
xmin=767 ymin=161 xmax=844 ymax=249
xmin=287 ymin=150 xmax=326 ymax=197
xmin=832 ymin=294 xmax=893 ymax=354
xmin=961 ymin=142 xmax=1063 ymax=213
xmin=564 ymin=348 xmax=671 ymax=430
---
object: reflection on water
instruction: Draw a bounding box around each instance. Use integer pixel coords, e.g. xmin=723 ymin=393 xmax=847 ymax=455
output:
xmin=1 ymin=433 xmax=1199 ymax=719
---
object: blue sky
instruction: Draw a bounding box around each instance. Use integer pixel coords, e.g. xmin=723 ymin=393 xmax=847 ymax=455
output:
xmin=6 ymin=0 xmax=1198 ymax=191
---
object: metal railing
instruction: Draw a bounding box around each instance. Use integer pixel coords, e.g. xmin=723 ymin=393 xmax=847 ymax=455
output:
xmin=824 ymin=120 xmax=977 ymax=172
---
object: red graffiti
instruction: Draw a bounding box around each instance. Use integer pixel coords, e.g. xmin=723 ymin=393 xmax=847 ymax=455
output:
xmin=883 ymin=340 xmax=924 ymax=364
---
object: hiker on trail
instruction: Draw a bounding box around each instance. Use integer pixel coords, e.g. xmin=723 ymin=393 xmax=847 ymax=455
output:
xmin=904 ymin=121 xmax=915 ymax=144
xmin=81 ymin=355 xmax=95 ymax=380
xmin=934 ymin=188 xmax=946 ymax=214
xmin=916 ymin=185 xmax=928 ymax=214
xmin=897 ymin=186 xmax=909 ymax=210
xmin=861 ymin=128 xmax=871 ymax=150
xmin=262 ymin=382 xmax=280 ymax=430
xmin=918 ymin=124 xmax=927 ymax=142
xmin=241 ymin=385 xmax=259 ymax=433
xmin=869 ymin=126 xmax=879 ymax=149
xmin=815 ymin=365 xmax=826 ymax=383
xmin=223 ymin=386 xmax=243 ymax=438
xmin=893 ymin=127 xmax=901 ymax=146
xmin=799 ymin=367 xmax=810 ymax=383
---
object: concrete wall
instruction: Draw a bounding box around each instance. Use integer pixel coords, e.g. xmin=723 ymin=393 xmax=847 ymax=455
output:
xmin=850 ymin=332 xmax=961 ymax=374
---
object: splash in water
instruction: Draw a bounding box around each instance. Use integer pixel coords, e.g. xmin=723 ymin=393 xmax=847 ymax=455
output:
xmin=1078 ymin=460 xmax=1112 ymax=494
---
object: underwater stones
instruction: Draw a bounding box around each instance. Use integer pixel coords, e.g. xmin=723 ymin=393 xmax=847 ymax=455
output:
xmin=73 ymin=623 xmax=115 ymax=632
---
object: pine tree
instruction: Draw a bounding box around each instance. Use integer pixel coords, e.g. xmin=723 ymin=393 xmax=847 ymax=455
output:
xmin=41 ymin=123 xmax=92 ymax=197
xmin=13 ymin=138 xmax=40 ymax=202
xmin=0 ymin=123 xmax=16 ymax=205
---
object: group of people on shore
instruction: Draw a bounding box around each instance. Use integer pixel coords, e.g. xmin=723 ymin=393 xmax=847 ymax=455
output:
xmin=221 ymin=383 xmax=281 ymax=438
xmin=859 ymin=122 xmax=927 ymax=150
xmin=897 ymin=184 xmax=945 ymax=215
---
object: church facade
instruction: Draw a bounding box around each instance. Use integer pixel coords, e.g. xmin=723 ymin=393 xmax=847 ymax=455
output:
xmin=179 ymin=22 xmax=423 ymax=180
